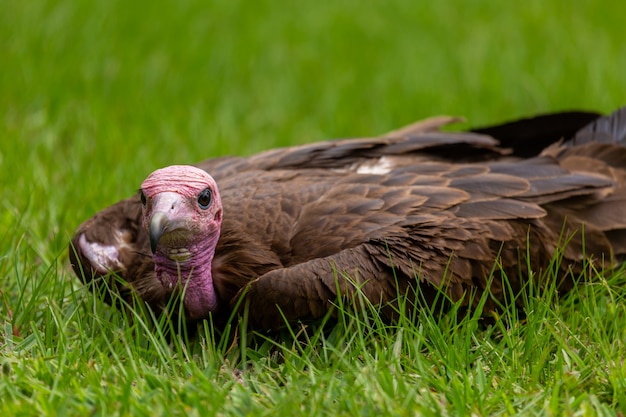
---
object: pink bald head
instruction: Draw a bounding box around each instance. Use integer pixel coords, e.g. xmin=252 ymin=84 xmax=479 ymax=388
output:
xmin=142 ymin=165 xmax=220 ymax=199
xmin=140 ymin=165 xmax=223 ymax=319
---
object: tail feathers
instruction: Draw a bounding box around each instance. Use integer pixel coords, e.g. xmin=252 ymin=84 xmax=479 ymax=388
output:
xmin=569 ymin=106 xmax=626 ymax=147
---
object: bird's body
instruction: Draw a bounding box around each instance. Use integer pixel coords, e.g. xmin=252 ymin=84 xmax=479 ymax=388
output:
xmin=70 ymin=107 xmax=626 ymax=329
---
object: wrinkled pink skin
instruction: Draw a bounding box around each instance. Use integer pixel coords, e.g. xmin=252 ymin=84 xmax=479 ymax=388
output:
xmin=140 ymin=165 xmax=223 ymax=319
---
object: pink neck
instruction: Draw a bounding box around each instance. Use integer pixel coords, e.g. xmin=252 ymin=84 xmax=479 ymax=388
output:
xmin=153 ymin=235 xmax=219 ymax=319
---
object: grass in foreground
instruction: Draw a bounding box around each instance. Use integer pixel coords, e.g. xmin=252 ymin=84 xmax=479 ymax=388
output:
xmin=2 ymin=231 xmax=626 ymax=415
xmin=2 ymin=0 xmax=626 ymax=415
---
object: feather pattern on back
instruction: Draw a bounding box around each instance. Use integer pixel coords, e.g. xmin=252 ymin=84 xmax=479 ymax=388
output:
xmin=69 ymin=107 xmax=626 ymax=329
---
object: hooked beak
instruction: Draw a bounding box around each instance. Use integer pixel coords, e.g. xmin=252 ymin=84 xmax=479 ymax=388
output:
xmin=149 ymin=212 xmax=168 ymax=254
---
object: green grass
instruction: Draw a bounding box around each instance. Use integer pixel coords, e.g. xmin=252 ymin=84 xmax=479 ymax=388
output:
xmin=1 ymin=0 xmax=626 ymax=415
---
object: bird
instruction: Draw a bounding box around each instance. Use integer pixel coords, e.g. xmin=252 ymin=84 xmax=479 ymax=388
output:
xmin=69 ymin=107 xmax=626 ymax=330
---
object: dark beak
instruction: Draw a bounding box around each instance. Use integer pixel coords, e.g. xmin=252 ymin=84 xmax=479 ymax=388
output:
xmin=149 ymin=212 xmax=168 ymax=254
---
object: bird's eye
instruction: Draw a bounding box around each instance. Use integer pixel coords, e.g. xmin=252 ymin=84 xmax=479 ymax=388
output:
xmin=197 ymin=188 xmax=213 ymax=209
xmin=140 ymin=190 xmax=147 ymax=207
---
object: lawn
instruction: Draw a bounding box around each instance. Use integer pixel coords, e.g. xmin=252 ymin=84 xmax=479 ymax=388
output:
xmin=1 ymin=0 xmax=626 ymax=415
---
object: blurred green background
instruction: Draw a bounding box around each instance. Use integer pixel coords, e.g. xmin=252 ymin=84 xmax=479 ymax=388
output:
xmin=2 ymin=1 xmax=626 ymax=414
xmin=1 ymin=0 xmax=625 ymax=284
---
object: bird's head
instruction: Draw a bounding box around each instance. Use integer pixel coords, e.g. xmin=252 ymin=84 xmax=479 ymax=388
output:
xmin=140 ymin=165 xmax=223 ymax=318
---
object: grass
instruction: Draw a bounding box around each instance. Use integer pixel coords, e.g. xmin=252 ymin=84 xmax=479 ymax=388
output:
xmin=1 ymin=0 xmax=626 ymax=415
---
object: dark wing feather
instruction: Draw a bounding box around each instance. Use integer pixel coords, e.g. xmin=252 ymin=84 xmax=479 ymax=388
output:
xmin=472 ymin=110 xmax=601 ymax=157
xmin=568 ymin=106 xmax=626 ymax=146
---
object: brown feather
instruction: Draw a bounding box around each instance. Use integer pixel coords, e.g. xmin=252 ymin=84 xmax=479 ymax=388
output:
xmin=70 ymin=106 xmax=626 ymax=330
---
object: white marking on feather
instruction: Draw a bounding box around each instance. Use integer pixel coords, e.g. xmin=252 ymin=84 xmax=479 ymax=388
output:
xmin=356 ymin=156 xmax=394 ymax=175
xmin=78 ymin=230 xmax=132 ymax=273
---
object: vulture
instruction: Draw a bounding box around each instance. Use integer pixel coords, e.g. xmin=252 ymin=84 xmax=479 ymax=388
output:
xmin=69 ymin=106 xmax=626 ymax=330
